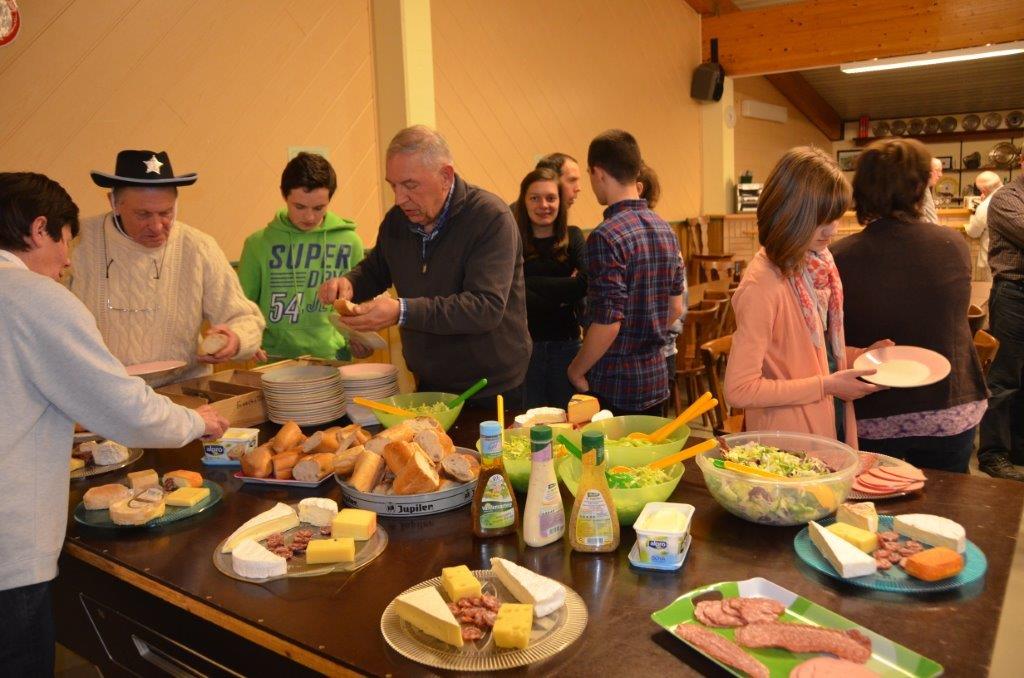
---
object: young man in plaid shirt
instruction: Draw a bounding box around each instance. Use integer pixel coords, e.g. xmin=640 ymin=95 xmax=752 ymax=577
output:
xmin=567 ymin=130 xmax=685 ymax=414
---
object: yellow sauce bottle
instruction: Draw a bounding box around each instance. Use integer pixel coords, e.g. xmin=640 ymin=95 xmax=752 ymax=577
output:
xmin=472 ymin=420 xmax=519 ymax=538
xmin=568 ymin=431 xmax=619 ymax=553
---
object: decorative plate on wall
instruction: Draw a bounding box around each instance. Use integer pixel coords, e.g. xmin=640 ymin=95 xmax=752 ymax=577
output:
xmin=1006 ymin=111 xmax=1023 ymax=129
xmin=924 ymin=118 xmax=941 ymax=134
xmin=940 ymin=116 xmax=958 ymax=133
xmin=871 ymin=121 xmax=891 ymax=137
xmin=891 ymin=120 xmax=908 ymax=136
xmin=983 ymin=112 xmax=1003 ymax=130
xmin=961 ymin=114 xmax=981 ymax=131
xmin=908 ymin=119 xmax=924 ymax=135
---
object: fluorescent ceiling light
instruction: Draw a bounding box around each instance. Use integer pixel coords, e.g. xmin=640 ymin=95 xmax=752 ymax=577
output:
xmin=841 ymin=41 xmax=1024 ymax=74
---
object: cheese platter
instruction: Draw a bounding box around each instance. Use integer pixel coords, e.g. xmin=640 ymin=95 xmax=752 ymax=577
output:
xmin=74 ymin=478 xmax=223 ymax=529
xmin=651 ymin=577 xmax=943 ymax=677
xmin=213 ymin=501 xmax=387 ymax=583
xmin=70 ymin=439 xmax=143 ymax=480
xmin=380 ymin=559 xmax=587 ymax=671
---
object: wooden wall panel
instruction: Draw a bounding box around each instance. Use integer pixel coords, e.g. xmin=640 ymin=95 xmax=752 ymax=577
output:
xmin=0 ymin=0 xmax=381 ymax=258
xmin=431 ymin=0 xmax=704 ymax=227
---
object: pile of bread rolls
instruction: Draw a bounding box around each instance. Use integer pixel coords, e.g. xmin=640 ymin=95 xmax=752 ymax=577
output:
xmin=238 ymin=421 xmax=370 ymax=483
xmin=335 ymin=416 xmax=480 ymax=495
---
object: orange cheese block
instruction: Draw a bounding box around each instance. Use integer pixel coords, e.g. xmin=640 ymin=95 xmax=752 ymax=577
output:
xmin=903 ymin=547 xmax=964 ymax=581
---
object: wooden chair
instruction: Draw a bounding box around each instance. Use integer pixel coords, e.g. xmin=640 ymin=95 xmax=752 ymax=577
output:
xmin=968 ymin=304 xmax=986 ymax=335
xmin=700 ymin=334 xmax=745 ymax=435
xmin=703 ymin=289 xmax=736 ymax=336
xmin=974 ymin=329 xmax=999 ymax=376
xmin=674 ymin=301 xmax=721 ymax=423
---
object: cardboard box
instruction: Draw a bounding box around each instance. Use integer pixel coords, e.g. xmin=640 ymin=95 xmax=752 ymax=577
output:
xmin=157 ymin=370 xmax=266 ymax=427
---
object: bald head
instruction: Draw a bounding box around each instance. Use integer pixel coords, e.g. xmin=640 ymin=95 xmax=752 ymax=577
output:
xmin=976 ymin=171 xmax=1003 ymax=198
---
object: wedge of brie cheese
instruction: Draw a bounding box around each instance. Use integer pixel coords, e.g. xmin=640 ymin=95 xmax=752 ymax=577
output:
xmin=837 ymin=502 xmax=878 ymax=533
xmin=894 ymin=514 xmax=966 ymax=553
xmin=808 ymin=521 xmax=877 ymax=578
xmin=298 ymin=497 xmax=338 ymax=527
xmin=221 ymin=503 xmax=299 ymax=553
xmin=490 ymin=557 xmax=565 ymax=617
xmin=231 ymin=538 xmax=287 ymax=579
xmin=93 ymin=440 xmax=130 ymax=466
xmin=394 ymin=587 xmax=463 ymax=648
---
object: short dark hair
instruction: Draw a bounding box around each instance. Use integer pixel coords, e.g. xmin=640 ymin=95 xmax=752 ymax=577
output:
xmin=280 ymin=152 xmax=337 ymax=198
xmin=536 ymin=152 xmax=576 ymax=176
xmin=587 ymin=129 xmax=642 ymax=184
xmin=853 ymin=138 xmax=930 ymax=224
xmin=637 ymin=164 xmax=662 ymax=209
xmin=0 ymin=172 xmax=80 ymax=251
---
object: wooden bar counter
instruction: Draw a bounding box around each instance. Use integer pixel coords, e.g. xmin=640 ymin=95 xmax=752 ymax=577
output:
xmin=57 ymin=410 xmax=1023 ymax=676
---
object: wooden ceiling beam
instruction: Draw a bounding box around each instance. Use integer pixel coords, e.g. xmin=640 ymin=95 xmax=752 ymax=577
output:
xmin=702 ymin=0 xmax=1024 ymax=77
xmin=683 ymin=0 xmax=739 ymax=17
xmin=765 ymin=72 xmax=843 ymax=140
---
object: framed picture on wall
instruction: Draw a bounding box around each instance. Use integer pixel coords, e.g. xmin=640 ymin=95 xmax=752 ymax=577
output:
xmin=937 ymin=156 xmax=953 ymax=170
xmin=837 ymin=150 xmax=860 ymax=172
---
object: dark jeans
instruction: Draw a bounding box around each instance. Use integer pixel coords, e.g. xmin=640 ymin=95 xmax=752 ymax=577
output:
xmin=0 ymin=581 xmax=55 ymax=676
xmin=860 ymin=426 xmax=977 ymax=473
xmin=979 ymin=279 xmax=1024 ymax=461
xmin=524 ymin=340 xmax=580 ymax=410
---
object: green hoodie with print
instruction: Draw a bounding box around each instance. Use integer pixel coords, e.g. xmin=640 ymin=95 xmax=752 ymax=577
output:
xmin=238 ymin=209 xmax=364 ymax=360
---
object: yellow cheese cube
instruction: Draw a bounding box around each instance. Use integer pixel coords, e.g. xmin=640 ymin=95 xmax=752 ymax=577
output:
xmin=165 ymin=486 xmax=210 ymax=507
xmin=128 ymin=469 xmax=159 ymax=491
xmin=441 ymin=565 xmax=482 ymax=601
xmin=70 ymin=457 xmax=85 ymax=471
xmin=305 ymin=537 xmax=355 ymax=564
xmin=492 ymin=603 xmax=533 ymax=649
xmin=331 ymin=508 xmax=377 ymax=541
xmin=567 ymin=395 xmax=600 ymax=424
xmin=827 ymin=522 xmax=878 ymax=553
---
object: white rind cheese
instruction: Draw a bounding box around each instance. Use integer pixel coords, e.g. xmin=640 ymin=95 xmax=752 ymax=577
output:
xmin=490 ymin=557 xmax=566 ymax=617
xmin=395 ymin=587 xmax=463 ymax=648
xmin=808 ymin=521 xmax=877 ymax=578
xmin=231 ymin=538 xmax=287 ymax=579
xmin=221 ymin=503 xmax=299 ymax=553
xmin=298 ymin=497 xmax=338 ymax=527
xmin=837 ymin=502 xmax=878 ymax=533
xmin=92 ymin=441 xmax=130 ymax=466
xmin=893 ymin=514 xmax=966 ymax=553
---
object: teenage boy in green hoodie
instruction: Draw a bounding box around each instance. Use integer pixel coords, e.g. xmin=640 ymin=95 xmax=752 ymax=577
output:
xmin=239 ymin=153 xmax=365 ymax=360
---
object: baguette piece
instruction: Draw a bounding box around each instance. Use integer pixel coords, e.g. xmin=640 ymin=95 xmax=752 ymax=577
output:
xmin=293 ymin=453 xmax=335 ymax=483
xmin=393 ymin=450 xmax=441 ymax=495
xmin=349 ymin=449 xmax=386 ymax=492
xmin=353 ymin=428 xmax=372 ymax=445
xmin=272 ymin=421 xmax=305 ymax=453
xmin=83 ymin=483 xmax=133 ymax=510
xmin=365 ymin=425 xmax=415 ymax=455
xmin=414 ymin=429 xmax=454 ymax=463
xmin=333 ymin=445 xmax=364 ymax=476
xmin=303 ymin=428 xmax=342 ymax=454
xmin=242 ymin=445 xmax=273 ymax=478
xmin=383 ymin=440 xmax=421 ymax=474
xmin=441 ymin=453 xmax=480 ymax=483
xmin=272 ymin=450 xmax=302 ymax=480
xmin=333 ymin=299 xmax=361 ymax=316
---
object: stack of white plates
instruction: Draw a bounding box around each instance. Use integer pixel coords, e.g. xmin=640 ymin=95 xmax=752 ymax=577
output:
xmin=261 ymin=366 xmax=346 ymax=426
xmin=339 ymin=363 xmax=399 ymax=426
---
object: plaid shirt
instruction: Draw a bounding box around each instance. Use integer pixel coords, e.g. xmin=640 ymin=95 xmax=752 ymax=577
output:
xmin=586 ymin=199 xmax=684 ymax=411
xmin=988 ymin=174 xmax=1024 ymax=283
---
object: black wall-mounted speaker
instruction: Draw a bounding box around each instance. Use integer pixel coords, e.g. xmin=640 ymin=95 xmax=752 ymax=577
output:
xmin=691 ymin=62 xmax=725 ymax=102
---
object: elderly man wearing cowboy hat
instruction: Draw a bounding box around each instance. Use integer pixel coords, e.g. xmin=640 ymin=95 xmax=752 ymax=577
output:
xmin=68 ymin=150 xmax=264 ymax=386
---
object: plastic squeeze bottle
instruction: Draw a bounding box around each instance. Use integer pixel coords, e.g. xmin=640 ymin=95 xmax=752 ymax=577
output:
xmin=471 ymin=420 xmax=519 ymax=538
xmin=523 ymin=425 xmax=565 ymax=547
xmin=568 ymin=431 xmax=619 ymax=553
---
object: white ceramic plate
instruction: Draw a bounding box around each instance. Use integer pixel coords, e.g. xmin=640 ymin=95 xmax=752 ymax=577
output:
xmin=124 ymin=360 xmax=187 ymax=379
xmin=853 ymin=345 xmax=951 ymax=388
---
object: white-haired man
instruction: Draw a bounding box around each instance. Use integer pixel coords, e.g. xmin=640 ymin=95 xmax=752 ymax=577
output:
xmin=920 ymin=157 xmax=943 ymax=224
xmin=964 ymin=171 xmax=1003 ymax=282
xmin=319 ymin=126 xmax=530 ymax=405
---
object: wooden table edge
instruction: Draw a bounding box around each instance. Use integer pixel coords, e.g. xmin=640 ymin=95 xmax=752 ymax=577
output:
xmin=63 ymin=541 xmax=365 ymax=678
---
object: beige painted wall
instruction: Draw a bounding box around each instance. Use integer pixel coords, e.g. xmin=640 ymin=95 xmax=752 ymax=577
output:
xmin=0 ymin=0 xmax=382 ymax=259
xmin=431 ymin=0 xmax=704 ymax=227
xmin=733 ymin=76 xmax=832 ymax=188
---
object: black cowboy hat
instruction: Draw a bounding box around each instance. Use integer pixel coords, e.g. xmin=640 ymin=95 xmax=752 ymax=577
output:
xmin=90 ymin=150 xmax=198 ymax=188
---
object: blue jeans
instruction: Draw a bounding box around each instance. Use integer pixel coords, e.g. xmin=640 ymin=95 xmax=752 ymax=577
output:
xmin=0 ymin=581 xmax=55 ymax=676
xmin=860 ymin=426 xmax=976 ymax=473
xmin=524 ymin=340 xmax=580 ymax=410
xmin=979 ymin=280 xmax=1024 ymax=461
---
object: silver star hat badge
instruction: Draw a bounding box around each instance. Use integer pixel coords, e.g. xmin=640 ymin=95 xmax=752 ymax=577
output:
xmin=143 ymin=154 xmax=164 ymax=175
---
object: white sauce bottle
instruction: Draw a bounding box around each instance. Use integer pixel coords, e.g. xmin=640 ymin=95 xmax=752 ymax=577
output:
xmin=523 ymin=424 xmax=565 ymax=547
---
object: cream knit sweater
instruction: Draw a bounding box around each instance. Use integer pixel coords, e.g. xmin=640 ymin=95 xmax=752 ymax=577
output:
xmin=69 ymin=214 xmax=264 ymax=386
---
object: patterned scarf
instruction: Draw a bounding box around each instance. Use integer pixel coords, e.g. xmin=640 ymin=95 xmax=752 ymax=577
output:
xmin=789 ymin=248 xmax=845 ymax=360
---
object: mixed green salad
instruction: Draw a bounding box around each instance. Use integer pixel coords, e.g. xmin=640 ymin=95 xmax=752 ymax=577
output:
xmin=502 ymin=435 xmax=568 ymax=462
xmin=605 ymin=466 xmax=672 ymax=489
xmin=605 ymin=437 xmax=655 ymax=447
xmin=407 ymin=401 xmax=450 ymax=415
xmin=723 ymin=442 xmax=831 ymax=477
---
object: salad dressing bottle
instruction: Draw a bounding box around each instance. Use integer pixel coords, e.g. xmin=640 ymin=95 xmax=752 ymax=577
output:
xmin=568 ymin=431 xmax=619 ymax=553
xmin=471 ymin=421 xmax=519 ymax=538
xmin=523 ymin=425 xmax=565 ymax=547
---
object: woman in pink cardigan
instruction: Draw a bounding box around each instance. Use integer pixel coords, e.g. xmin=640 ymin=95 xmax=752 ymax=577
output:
xmin=725 ymin=147 xmax=890 ymax=447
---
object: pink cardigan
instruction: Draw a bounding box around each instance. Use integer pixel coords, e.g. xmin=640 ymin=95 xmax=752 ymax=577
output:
xmin=724 ymin=250 xmax=859 ymax=448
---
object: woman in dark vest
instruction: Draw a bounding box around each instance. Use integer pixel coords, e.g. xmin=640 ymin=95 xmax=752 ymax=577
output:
xmin=831 ymin=138 xmax=988 ymax=472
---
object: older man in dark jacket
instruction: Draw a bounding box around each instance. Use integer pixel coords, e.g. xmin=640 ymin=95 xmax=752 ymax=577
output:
xmin=319 ymin=126 xmax=530 ymax=404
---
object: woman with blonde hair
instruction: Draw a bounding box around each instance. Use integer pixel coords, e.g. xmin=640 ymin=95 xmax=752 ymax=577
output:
xmin=725 ymin=147 xmax=889 ymax=445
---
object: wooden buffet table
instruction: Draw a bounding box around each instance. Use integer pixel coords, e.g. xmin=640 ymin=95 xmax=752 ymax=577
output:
xmin=57 ymin=410 xmax=1024 ymax=676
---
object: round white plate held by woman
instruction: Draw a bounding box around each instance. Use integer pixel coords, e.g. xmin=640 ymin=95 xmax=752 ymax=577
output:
xmin=125 ymin=360 xmax=187 ymax=380
xmin=854 ymin=345 xmax=951 ymax=388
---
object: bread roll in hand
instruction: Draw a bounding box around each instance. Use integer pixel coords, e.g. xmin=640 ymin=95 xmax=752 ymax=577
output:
xmin=199 ymin=332 xmax=229 ymax=356
xmin=333 ymin=299 xmax=362 ymax=317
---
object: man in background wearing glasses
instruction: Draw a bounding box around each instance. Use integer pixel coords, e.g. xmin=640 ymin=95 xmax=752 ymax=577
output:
xmin=67 ymin=150 xmax=264 ymax=386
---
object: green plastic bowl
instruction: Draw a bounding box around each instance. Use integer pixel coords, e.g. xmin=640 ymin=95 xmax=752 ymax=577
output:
xmin=558 ymin=457 xmax=685 ymax=526
xmin=580 ymin=415 xmax=690 ymax=466
xmin=374 ymin=392 xmax=462 ymax=431
xmin=475 ymin=427 xmax=582 ymax=493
